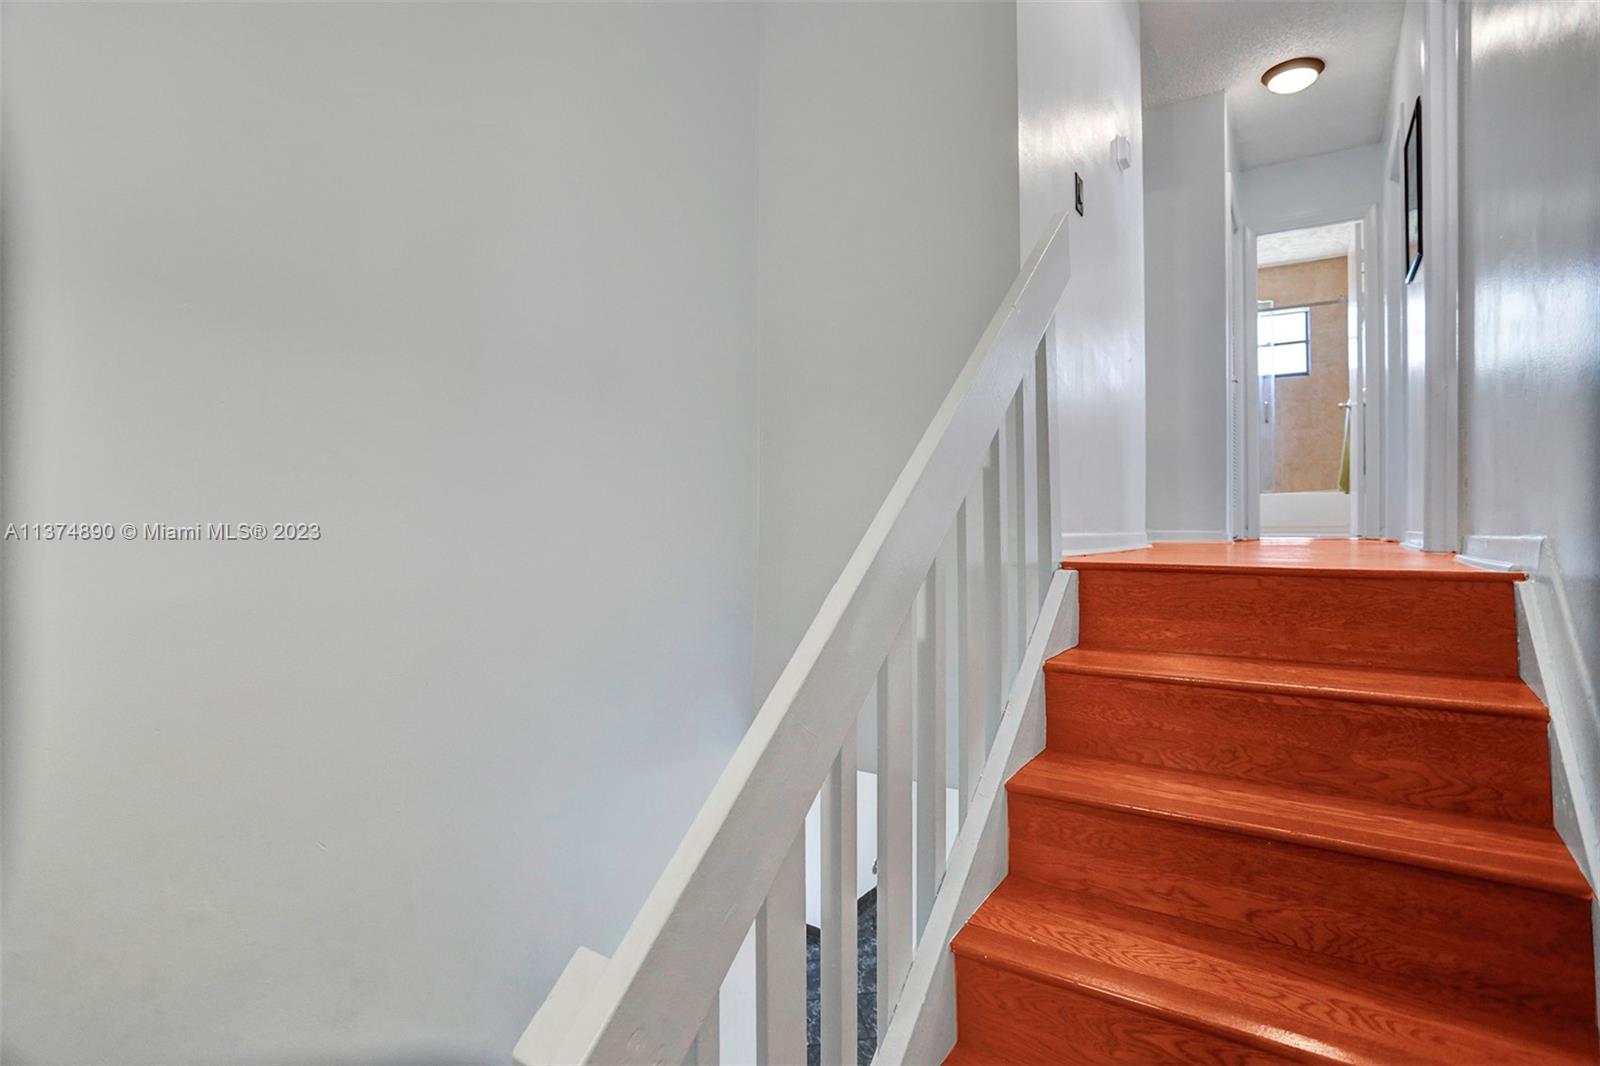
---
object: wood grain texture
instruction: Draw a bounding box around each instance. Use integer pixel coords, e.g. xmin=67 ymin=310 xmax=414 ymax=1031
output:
xmin=1006 ymin=782 xmax=1594 ymax=1032
xmin=1059 ymin=538 xmax=1523 ymax=580
xmin=1069 ymin=568 xmax=1521 ymax=677
xmin=945 ymin=541 xmax=1597 ymax=1065
xmin=956 ymin=881 xmax=1599 ymax=1065
xmin=952 ymin=953 xmax=1293 ymax=1065
xmin=1011 ymin=754 xmax=1587 ymax=895
xmin=1045 ymin=647 xmax=1546 ymax=717
xmin=1045 ymin=665 xmax=1551 ymax=822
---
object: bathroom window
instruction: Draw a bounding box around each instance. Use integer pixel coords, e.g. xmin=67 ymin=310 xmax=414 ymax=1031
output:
xmin=1258 ymin=306 xmax=1310 ymax=377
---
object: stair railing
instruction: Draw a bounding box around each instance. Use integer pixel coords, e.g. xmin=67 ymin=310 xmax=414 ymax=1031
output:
xmin=514 ymin=214 xmax=1071 ymax=1066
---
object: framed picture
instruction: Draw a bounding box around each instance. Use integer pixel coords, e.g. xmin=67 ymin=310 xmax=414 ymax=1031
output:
xmin=1403 ymin=98 xmax=1423 ymax=283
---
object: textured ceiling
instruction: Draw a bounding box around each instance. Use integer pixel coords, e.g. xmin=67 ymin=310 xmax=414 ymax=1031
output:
xmin=1258 ymin=221 xmax=1356 ymax=267
xmin=1141 ymin=0 xmax=1405 ymax=169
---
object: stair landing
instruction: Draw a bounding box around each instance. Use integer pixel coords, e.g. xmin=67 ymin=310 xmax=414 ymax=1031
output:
xmin=1059 ymin=537 xmax=1504 ymax=577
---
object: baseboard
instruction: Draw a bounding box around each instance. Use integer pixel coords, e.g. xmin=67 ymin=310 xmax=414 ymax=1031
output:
xmin=1260 ymin=526 xmax=1350 ymax=537
xmin=1464 ymin=534 xmax=1599 ymax=894
xmin=1402 ymin=530 xmax=1425 ymax=550
xmin=1459 ymin=533 xmax=1545 ymax=573
xmin=1059 ymin=531 xmax=1150 ymax=558
xmin=1147 ymin=529 xmax=1229 ymax=543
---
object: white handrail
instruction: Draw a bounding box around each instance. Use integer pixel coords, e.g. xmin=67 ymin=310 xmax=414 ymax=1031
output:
xmin=517 ymin=213 xmax=1070 ymax=1066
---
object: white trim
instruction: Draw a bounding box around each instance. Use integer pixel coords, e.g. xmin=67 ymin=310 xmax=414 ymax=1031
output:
xmin=1042 ymin=329 xmax=1066 ymax=578
xmin=1058 ymin=532 xmax=1150 ymax=558
xmin=1259 ymin=527 xmax=1351 ymax=538
xmin=872 ymin=570 xmax=1079 ymax=1066
xmin=1458 ymin=533 xmax=1545 ymax=574
xmin=1419 ymin=0 xmax=1462 ymax=552
xmin=1381 ymin=108 xmax=1409 ymax=542
xmin=1148 ymin=529 xmax=1230 ymax=543
xmin=1402 ymin=529 xmax=1425 ymax=550
xmin=1456 ymin=535 xmax=1600 ymax=888
xmin=1226 ymin=175 xmax=1245 ymax=541
xmin=1242 ymin=225 xmax=1262 ymax=540
xmin=1244 ymin=203 xmax=1385 ymax=543
xmin=514 ymin=948 xmax=610 ymax=1065
xmin=1352 ymin=208 xmax=1383 ymax=538
xmin=1255 ymin=202 xmax=1381 ymax=239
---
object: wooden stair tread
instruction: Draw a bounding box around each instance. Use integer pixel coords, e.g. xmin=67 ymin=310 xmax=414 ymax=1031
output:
xmin=1044 ymin=647 xmax=1547 ymax=719
xmin=1061 ymin=540 xmax=1521 ymax=582
xmin=951 ymin=541 xmax=1595 ymax=1062
xmin=943 ymin=1045 xmax=1017 ymax=1065
xmin=1008 ymin=753 xmax=1591 ymax=898
xmin=955 ymin=877 xmax=1598 ymax=1065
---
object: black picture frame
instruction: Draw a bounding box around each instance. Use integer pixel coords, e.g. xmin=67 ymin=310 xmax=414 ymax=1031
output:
xmin=1403 ymin=97 xmax=1423 ymax=283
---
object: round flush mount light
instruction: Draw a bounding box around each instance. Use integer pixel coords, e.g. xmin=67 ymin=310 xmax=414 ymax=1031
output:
xmin=1261 ymin=56 xmax=1325 ymax=95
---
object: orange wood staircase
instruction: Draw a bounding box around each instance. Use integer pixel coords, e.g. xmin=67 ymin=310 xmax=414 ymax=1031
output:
xmin=946 ymin=541 xmax=1599 ymax=1065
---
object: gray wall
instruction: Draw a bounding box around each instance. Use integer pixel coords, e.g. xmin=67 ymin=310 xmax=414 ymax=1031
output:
xmin=1460 ymin=3 xmax=1600 ymax=676
xmin=1142 ymin=93 xmax=1230 ymax=540
xmin=1 ymin=4 xmax=761 ymax=1063
xmin=751 ymin=2 xmax=1021 ymax=702
xmin=2 ymin=2 xmax=1044 ymax=1062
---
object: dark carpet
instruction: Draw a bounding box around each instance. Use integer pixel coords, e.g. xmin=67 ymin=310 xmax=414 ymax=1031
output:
xmin=805 ymin=888 xmax=878 ymax=1066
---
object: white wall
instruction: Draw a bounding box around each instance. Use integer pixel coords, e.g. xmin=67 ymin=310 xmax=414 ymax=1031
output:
xmin=1143 ymin=93 xmax=1230 ymax=540
xmin=1 ymin=5 xmax=761 ymax=1063
xmin=1380 ymin=0 xmax=1429 ymax=544
xmin=751 ymin=2 xmax=1021 ymax=701
xmin=1017 ymin=1 xmax=1147 ymax=555
xmin=1459 ymin=4 xmax=1600 ymax=698
xmin=1238 ymin=143 xmax=1385 ymax=233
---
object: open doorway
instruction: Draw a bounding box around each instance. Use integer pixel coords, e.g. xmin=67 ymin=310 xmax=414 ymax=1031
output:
xmin=1230 ymin=210 xmax=1381 ymax=543
xmin=1255 ymin=222 xmax=1362 ymax=536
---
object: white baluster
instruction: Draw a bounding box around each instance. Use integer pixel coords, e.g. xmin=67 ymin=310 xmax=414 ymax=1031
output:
xmin=1035 ymin=334 xmax=1060 ymax=592
xmin=958 ymin=474 xmax=988 ymax=821
xmin=1020 ymin=358 xmax=1042 ymax=626
xmin=996 ymin=404 xmax=1018 ymax=688
xmin=876 ymin=618 xmax=914 ymax=1036
xmin=821 ymin=728 xmax=857 ymax=1066
xmin=755 ymin=829 xmax=805 ymax=1066
xmin=917 ymin=531 xmax=953 ymax=935
xmin=685 ymin=991 xmax=719 ymax=1066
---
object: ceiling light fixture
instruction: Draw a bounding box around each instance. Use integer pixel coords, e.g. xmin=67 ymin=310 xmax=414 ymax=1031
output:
xmin=1261 ymin=56 xmax=1325 ymax=95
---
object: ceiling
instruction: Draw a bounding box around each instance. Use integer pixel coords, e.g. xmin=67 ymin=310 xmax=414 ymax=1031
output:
xmin=1141 ymin=0 xmax=1405 ymax=169
xmin=1258 ymin=221 xmax=1356 ymax=267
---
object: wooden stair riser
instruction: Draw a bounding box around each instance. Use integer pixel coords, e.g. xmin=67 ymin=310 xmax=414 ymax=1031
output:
xmin=960 ymin=882 xmax=1600 ymax=1065
xmin=1044 ymin=669 xmax=1553 ymax=824
xmin=951 ymin=953 xmax=1294 ymax=1065
xmin=1069 ymin=569 xmax=1520 ymax=677
xmin=1006 ymin=791 xmax=1597 ymax=1032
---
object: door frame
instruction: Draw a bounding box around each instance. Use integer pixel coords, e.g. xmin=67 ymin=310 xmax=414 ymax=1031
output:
xmin=1225 ymin=177 xmax=1256 ymax=540
xmin=1235 ymin=204 xmax=1385 ymax=540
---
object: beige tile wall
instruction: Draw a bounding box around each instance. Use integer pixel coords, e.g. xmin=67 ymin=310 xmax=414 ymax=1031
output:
xmin=1258 ymin=256 xmax=1349 ymax=493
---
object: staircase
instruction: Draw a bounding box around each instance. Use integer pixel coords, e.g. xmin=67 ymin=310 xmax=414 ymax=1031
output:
xmin=947 ymin=540 xmax=1599 ymax=1064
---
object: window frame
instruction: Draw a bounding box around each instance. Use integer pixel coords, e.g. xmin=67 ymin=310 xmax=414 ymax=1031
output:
xmin=1256 ymin=304 xmax=1312 ymax=378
